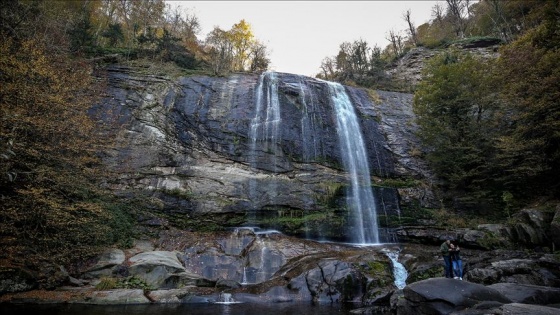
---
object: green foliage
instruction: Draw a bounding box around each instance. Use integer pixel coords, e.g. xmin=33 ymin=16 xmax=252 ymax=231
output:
xmin=493 ymin=12 xmax=560 ymax=198
xmin=102 ymin=23 xmax=125 ymax=47
xmin=447 ymin=36 xmax=503 ymax=48
xmin=477 ymin=231 xmax=507 ymax=250
xmin=317 ymin=40 xmax=391 ymax=89
xmin=117 ymin=276 xmax=154 ymax=290
xmin=315 ymin=182 xmax=346 ymax=208
xmin=366 ymin=261 xmax=388 ymax=274
xmin=413 ymin=49 xmax=502 ymax=212
xmin=373 ymin=177 xmax=420 ymax=188
xmin=69 ymin=9 xmax=96 ymax=52
xmin=407 ymin=266 xmax=443 ymax=284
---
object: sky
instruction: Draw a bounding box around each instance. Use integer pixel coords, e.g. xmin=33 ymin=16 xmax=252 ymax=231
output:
xmin=167 ymin=1 xmax=442 ymax=77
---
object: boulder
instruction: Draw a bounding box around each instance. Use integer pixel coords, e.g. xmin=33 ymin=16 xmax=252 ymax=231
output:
xmin=85 ymin=289 xmax=150 ymax=304
xmin=397 ymin=277 xmax=511 ymax=315
xmin=499 ymin=303 xmax=560 ymax=315
xmin=82 ymin=249 xmax=126 ymax=279
xmin=128 ymin=251 xmax=203 ymax=289
xmin=487 ymin=283 xmax=560 ymax=305
xmin=467 ymin=258 xmax=560 ymax=287
xmin=449 ymin=302 xmax=560 ymax=315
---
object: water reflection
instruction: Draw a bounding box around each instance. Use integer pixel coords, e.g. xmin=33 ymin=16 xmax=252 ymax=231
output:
xmin=0 ymin=303 xmax=362 ymax=315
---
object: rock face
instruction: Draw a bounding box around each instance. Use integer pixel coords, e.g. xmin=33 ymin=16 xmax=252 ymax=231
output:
xmin=92 ymin=66 xmax=436 ymax=242
xmin=396 ymin=278 xmax=560 ymax=315
xmin=386 ymin=41 xmax=500 ymax=89
xmin=397 ymin=277 xmax=512 ymax=314
xmin=2 ymin=232 xmax=558 ymax=314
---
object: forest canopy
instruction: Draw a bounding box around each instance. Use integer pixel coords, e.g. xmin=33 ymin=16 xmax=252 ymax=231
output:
xmin=411 ymin=0 xmax=560 ymax=215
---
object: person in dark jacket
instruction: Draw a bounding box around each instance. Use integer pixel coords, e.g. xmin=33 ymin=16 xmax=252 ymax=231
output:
xmin=440 ymin=239 xmax=453 ymax=278
xmin=450 ymin=242 xmax=463 ymax=280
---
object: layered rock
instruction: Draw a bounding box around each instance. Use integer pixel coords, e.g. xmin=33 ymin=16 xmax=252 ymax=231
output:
xmin=92 ymin=66 xmax=435 ymax=242
xmin=2 ymin=231 xmax=559 ymax=314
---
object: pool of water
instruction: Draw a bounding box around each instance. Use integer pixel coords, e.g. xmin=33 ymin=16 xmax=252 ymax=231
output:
xmin=0 ymin=303 xmax=389 ymax=315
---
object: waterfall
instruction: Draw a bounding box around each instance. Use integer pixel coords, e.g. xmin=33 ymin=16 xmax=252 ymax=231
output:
xmin=215 ymin=292 xmax=241 ymax=304
xmin=297 ymin=76 xmax=322 ymax=162
xmin=382 ymin=248 xmax=407 ymax=289
xmin=250 ymin=72 xmax=281 ymax=159
xmin=326 ymin=82 xmax=380 ymax=244
xmin=248 ymin=72 xmax=281 ymax=215
xmin=241 ymin=267 xmax=249 ymax=285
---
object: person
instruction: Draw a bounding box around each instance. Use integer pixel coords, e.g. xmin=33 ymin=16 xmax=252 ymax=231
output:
xmin=440 ymin=239 xmax=453 ymax=278
xmin=450 ymin=242 xmax=463 ymax=280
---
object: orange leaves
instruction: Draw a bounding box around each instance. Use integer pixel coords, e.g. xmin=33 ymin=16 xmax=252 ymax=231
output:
xmin=1 ymin=1 xmax=134 ymax=274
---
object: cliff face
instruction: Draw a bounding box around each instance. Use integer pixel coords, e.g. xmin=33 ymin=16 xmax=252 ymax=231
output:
xmin=92 ymin=66 xmax=436 ymax=242
xmin=387 ymin=42 xmax=501 ymax=88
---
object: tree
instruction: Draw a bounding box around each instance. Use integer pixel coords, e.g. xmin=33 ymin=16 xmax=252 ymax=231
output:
xmin=206 ymin=26 xmax=234 ymax=75
xmin=102 ymin=22 xmax=125 ymax=46
xmin=163 ymin=3 xmax=201 ymax=57
xmin=229 ymin=19 xmax=255 ymax=71
xmin=0 ymin=0 xmax=133 ymax=275
xmin=319 ymin=56 xmax=336 ymax=80
xmin=445 ymin=0 xmax=472 ymax=38
xmin=386 ymin=29 xmax=404 ymax=57
xmin=403 ymin=9 xmax=418 ymax=45
xmin=317 ymin=39 xmax=389 ymax=88
xmin=249 ymin=40 xmax=270 ymax=72
xmin=204 ymin=20 xmax=269 ymax=75
xmin=494 ymin=5 xmax=560 ymax=198
xmin=413 ymin=50 xmax=501 ymax=212
xmin=432 ymin=3 xmax=446 ymax=25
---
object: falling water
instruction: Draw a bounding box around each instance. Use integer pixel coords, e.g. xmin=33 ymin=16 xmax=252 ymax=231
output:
xmin=382 ymin=248 xmax=407 ymax=289
xmin=327 ymin=82 xmax=379 ymax=244
xmin=250 ymin=72 xmax=281 ymax=159
xmin=214 ymin=292 xmax=241 ymax=304
xmin=294 ymin=76 xmax=321 ymax=239
xmin=241 ymin=267 xmax=249 ymax=285
xmin=248 ymin=72 xmax=281 ymax=216
xmin=297 ymin=76 xmax=323 ymax=162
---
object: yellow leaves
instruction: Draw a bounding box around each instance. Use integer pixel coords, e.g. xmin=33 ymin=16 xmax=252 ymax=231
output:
xmin=230 ymin=19 xmax=254 ymax=43
xmin=1 ymin=1 xmax=136 ymax=271
xmin=229 ymin=19 xmax=255 ymax=71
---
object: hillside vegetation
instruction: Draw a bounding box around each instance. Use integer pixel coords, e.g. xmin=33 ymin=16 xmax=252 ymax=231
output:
xmin=1 ymin=0 xmax=559 ymax=284
xmin=318 ymin=0 xmax=559 ymax=217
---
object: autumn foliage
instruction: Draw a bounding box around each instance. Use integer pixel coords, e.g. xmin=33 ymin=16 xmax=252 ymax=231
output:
xmin=0 ymin=0 xmax=135 ymax=283
xmin=413 ymin=1 xmax=560 ymax=215
xmin=0 ymin=0 xmax=271 ymax=285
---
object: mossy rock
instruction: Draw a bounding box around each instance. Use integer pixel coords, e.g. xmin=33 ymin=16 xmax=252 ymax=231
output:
xmin=406 ymin=265 xmax=443 ymax=284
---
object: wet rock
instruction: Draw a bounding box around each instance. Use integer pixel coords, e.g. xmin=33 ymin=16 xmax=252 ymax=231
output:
xmin=499 ymin=303 xmax=560 ymax=315
xmin=397 ymin=277 xmax=511 ymax=315
xmin=487 ymin=283 xmax=560 ymax=305
xmin=94 ymin=67 xmax=415 ymax=242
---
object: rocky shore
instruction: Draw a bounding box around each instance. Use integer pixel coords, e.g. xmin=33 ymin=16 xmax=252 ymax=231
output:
xmin=2 ymin=216 xmax=559 ymax=314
